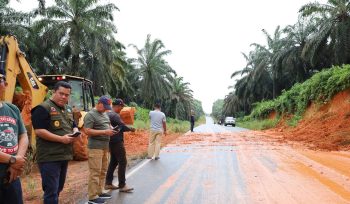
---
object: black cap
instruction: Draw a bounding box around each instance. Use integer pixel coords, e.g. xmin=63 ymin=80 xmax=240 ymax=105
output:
xmin=112 ymin=98 xmax=124 ymax=106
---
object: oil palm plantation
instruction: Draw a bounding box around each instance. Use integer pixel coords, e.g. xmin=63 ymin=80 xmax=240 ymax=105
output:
xmin=300 ymin=0 xmax=350 ymax=65
xmin=33 ymin=0 xmax=119 ymax=85
xmin=131 ymin=34 xmax=176 ymax=108
xmin=0 ymin=1 xmax=33 ymax=37
xmin=168 ymin=76 xmax=193 ymax=120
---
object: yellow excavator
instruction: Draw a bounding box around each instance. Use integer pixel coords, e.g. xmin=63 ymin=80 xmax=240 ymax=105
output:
xmin=0 ymin=35 xmax=94 ymax=160
xmin=0 ymin=35 xmax=48 ymax=145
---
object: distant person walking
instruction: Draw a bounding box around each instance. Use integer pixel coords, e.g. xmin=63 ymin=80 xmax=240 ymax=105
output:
xmin=31 ymin=81 xmax=78 ymax=204
xmin=148 ymin=102 xmax=166 ymax=160
xmin=0 ymin=74 xmax=29 ymax=204
xmin=190 ymin=110 xmax=195 ymax=132
xmin=84 ymin=96 xmax=117 ymax=204
xmin=105 ymin=98 xmax=135 ymax=193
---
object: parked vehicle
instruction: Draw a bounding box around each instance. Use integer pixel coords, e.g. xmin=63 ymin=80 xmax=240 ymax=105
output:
xmin=224 ymin=116 xmax=236 ymax=126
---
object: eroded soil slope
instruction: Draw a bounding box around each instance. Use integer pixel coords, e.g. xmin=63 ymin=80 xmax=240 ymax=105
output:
xmin=266 ymin=89 xmax=350 ymax=151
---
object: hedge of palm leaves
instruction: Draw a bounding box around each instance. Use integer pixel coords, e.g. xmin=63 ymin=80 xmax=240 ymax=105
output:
xmin=249 ymin=64 xmax=350 ymax=120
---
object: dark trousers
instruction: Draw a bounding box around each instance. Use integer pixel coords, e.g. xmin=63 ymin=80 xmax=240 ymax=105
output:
xmin=106 ymin=141 xmax=127 ymax=188
xmin=38 ymin=161 xmax=68 ymax=204
xmin=0 ymin=179 xmax=23 ymax=204
xmin=190 ymin=121 xmax=194 ymax=132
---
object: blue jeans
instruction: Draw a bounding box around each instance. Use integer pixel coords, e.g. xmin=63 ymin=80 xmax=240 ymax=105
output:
xmin=0 ymin=178 xmax=23 ymax=204
xmin=38 ymin=161 xmax=68 ymax=204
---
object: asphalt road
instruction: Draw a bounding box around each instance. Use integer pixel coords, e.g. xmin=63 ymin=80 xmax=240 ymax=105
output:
xmin=105 ymin=117 xmax=350 ymax=204
xmin=106 ymin=117 xmax=247 ymax=204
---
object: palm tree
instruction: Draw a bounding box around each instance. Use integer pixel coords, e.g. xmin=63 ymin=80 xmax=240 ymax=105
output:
xmin=299 ymin=0 xmax=350 ymax=65
xmin=168 ymin=76 xmax=193 ymax=120
xmin=276 ymin=17 xmax=319 ymax=87
xmin=0 ymin=1 xmax=33 ymax=37
xmin=130 ymin=34 xmax=176 ymax=108
xmin=33 ymin=0 xmax=118 ymax=77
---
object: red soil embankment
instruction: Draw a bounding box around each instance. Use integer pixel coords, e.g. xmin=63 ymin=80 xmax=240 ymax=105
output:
xmin=265 ymin=89 xmax=350 ymax=151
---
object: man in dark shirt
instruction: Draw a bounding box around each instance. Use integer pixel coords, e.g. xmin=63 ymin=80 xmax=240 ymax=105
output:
xmin=190 ymin=110 xmax=195 ymax=132
xmin=31 ymin=81 xmax=78 ymax=204
xmin=105 ymin=98 xmax=135 ymax=193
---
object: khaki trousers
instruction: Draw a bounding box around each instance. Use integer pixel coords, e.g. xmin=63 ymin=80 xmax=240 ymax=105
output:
xmin=148 ymin=130 xmax=163 ymax=158
xmin=88 ymin=148 xmax=109 ymax=200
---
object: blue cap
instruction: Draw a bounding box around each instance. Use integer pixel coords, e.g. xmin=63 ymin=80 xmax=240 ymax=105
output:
xmin=98 ymin=95 xmax=112 ymax=110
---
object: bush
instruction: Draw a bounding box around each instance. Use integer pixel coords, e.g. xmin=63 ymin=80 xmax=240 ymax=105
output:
xmin=237 ymin=118 xmax=279 ymax=130
xmin=250 ymin=65 xmax=350 ymax=119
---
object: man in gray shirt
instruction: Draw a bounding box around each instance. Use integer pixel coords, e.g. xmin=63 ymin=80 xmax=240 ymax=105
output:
xmin=84 ymin=96 xmax=117 ymax=204
xmin=148 ymin=102 xmax=166 ymax=160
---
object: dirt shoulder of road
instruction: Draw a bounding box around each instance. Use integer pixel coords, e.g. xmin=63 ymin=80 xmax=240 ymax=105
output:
xmin=21 ymin=130 xmax=182 ymax=203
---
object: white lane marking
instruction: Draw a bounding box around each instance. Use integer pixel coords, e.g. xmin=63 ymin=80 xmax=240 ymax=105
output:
xmin=126 ymin=159 xmax=151 ymax=179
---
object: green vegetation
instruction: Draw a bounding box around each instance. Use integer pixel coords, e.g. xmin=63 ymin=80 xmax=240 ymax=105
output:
xmin=133 ymin=106 xmax=201 ymax=133
xmin=211 ymin=99 xmax=224 ymax=121
xmin=196 ymin=115 xmax=206 ymax=126
xmin=1 ymin=0 xmax=204 ymax=122
xmin=222 ymin=0 xmax=350 ymax=117
xmin=237 ymin=118 xmax=279 ymax=130
xmin=250 ymin=65 xmax=350 ymax=121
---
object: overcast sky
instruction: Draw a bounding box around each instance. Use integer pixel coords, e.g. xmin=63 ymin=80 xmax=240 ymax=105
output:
xmin=11 ymin=0 xmax=325 ymax=113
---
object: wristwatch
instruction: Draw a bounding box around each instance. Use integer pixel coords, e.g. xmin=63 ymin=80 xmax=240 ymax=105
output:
xmin=9 ymin=155 xmax=16 ymax=164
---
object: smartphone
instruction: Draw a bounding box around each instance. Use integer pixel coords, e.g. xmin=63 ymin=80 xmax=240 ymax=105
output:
xmin=68 ymin=131 xmax=81 ymax=137
xmin=113 ymin=126 xmax=121 ymax=132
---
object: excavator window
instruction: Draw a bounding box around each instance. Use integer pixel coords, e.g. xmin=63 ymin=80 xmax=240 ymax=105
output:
xmin=38 ymin=75 xmax=95 ymax=111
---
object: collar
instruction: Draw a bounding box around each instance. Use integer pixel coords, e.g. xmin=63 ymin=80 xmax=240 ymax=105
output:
xmin=49 ymin=99 xmax=65 ymax=110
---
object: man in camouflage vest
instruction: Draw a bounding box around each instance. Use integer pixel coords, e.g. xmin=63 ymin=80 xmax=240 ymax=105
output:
xmin=31 ymin=81 xmax=79 ymax=204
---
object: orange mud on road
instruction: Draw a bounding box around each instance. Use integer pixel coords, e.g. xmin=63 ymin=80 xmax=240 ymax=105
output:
xmin=22 ymin=129 xmax=350 ymax=203
xmin=156 ymin=131 xmax=350 ymax=204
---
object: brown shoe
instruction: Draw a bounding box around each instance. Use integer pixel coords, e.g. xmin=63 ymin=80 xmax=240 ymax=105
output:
xmin=119 ymin=185 xmax=134 ymax=193
xmin=105 ymin=184 xmax=119 ymax=190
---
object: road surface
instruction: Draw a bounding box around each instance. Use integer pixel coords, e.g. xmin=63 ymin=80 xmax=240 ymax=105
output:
xmin=106 ymin=117 xmax=350 ymax=204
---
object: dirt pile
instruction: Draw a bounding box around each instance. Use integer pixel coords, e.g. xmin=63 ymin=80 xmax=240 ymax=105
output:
xmin=266 ymin=89 xmax=350 ymax=151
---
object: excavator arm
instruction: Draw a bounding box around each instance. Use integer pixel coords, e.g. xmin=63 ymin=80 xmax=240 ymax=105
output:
xmin=0 ymin=35 xmax=48 ymax=144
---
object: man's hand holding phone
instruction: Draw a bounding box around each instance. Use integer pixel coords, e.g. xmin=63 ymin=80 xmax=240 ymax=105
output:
xmin=68 ymin=131 xmax=81 ymax=137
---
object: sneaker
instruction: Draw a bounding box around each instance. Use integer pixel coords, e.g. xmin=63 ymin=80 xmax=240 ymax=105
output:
xmin=119 ymin=185 xmax=134 ymax=193
xmin=155 ymin=157 xmax=160 ymax=160
xmin=98 ymin=193 xmax=112 ymax=199
xmin=88 ymin=198 xmax=106 ymax=204
xmin=105 ymin=184 xmax=119 ymax=190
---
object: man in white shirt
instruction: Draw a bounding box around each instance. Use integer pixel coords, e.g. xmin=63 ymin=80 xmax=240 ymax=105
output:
xmin=148 ymin=103 xmax=166 ymax=160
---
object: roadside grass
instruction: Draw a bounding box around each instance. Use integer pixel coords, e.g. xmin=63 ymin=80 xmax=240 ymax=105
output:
xmin=133 ymin=106 xmax=205 ymax=133
xmin=237 ymin=118 xmax=279 ymax=130
xmin=134 ymin=118 xmax=191 ymax=133
xmin=196 ymin=115 xmax=206 ymax=126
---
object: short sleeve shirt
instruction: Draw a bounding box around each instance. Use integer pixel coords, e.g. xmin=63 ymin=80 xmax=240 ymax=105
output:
xmin=84 ymin=108 xmax=110 ymax=149
xmin=0 ymin=103 xmax=26 ymax=179
xmin=149 ymin=110 xmax=166 ymax=131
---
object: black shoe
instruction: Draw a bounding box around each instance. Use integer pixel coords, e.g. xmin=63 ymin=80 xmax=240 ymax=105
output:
xmin=155 ymin=157 xmax=160 ymax=160
xmin=99 ymin=193 xmax=111 ymax=199
xmin=88 ymin=198 xmax=106 ymax=204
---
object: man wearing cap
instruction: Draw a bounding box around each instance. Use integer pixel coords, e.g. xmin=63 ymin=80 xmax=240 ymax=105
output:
xmin=0 ymin=74 xmax=29 ymax=204
xmin=31 ymin=81 xmax=78 ymax=204
xmin=83 ymin=96 xmax=117 ymax=204
xmin=105 ymin=98 xmax=135 ymax=193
